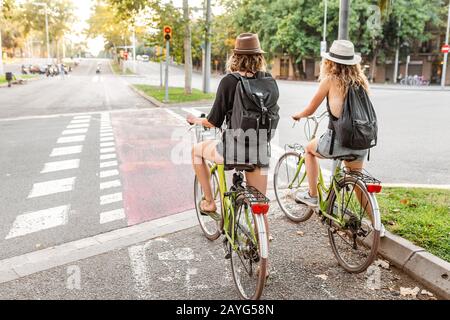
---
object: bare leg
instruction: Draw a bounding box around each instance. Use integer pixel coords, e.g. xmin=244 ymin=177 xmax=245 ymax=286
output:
xmin=245 ymin=167 xmax=268 ymax=195
xmin=305 ymin=138 xmax=321 ymax=197
xmin=192 ymin=140 xmax=223 ymax=212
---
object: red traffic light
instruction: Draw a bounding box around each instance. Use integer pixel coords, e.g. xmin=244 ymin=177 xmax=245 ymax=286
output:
xmin=164 ymin=27 xmax=172 ymax=34
xmin=163 ymin=26 xmax=172 ymax=42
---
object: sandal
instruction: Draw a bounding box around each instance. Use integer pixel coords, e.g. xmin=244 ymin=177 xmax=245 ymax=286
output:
xmin=198 ymin=199 xmax=220 ymax=220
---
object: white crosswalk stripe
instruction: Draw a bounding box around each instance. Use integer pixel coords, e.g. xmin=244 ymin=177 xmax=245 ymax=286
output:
xmin=100 ymin=179 xmax=121 ymax=190
xmin=41 ymin=159 xmax=80 ymax=173
xmin=100 ymin=193 xmax=123 ymax=205
xmin=5 ymin=205 xmax=70 ymax=239
xmin=100 ymin=169 xmax=119 ymax=178
xmin=62 ymin=128 xmax=88 ymax=135
xmin=28 ymin=177 xmax=76 ymax=198
xmin=100 ymin=209 xmax=125 ymax=224
xmin=57 ymin=135 xmax=85 ymax=144
xmin=50 ymin=146 xmax=83 ymax=157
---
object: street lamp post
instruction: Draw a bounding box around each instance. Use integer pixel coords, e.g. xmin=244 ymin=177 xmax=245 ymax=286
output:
xmin=203 ymin=0 xmax=212 ymax=94
xmin=34 ymin=2 xmax=51 ymax=62
xmin=338 ymin=0 xmax=350 ymax=40
xmin=0 ymin=0 xmax=4 ymax=75
xmin=441 ymin=1 xmax=450 ymax=89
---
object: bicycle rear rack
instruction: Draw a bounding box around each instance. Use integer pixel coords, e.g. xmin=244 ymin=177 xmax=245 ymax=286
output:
xmin=343 ymin=168 xmax=381 ymax=186
xmin=242 ymin=186 xmax=270 ymax=204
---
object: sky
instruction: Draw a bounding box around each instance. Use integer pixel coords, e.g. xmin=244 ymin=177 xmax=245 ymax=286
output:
xmin=70 ymin=0 xmax=224 ymax=56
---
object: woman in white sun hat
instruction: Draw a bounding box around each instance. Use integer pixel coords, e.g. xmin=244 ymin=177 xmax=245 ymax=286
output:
xmin=291 ymin=40 xmax=370 ymax=206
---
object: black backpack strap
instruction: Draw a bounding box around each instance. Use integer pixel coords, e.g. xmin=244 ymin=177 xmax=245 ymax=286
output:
xmin=329 ymin=129 xmax=335 ymax=155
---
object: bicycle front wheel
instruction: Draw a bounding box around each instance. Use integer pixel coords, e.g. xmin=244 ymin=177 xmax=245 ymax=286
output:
xmin=230 ymin=200 xmax=269 ymax=300
xmin=327 ymin=176 xmax=380 ymax=273
xmin=274 ymin=152 xmax=313 ymax=222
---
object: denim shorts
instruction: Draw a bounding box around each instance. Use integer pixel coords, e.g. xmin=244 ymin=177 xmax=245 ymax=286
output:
xmin=316 ymin=129 xmax=368 ymax=162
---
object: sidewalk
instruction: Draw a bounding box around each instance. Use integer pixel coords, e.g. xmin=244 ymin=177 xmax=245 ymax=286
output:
xmin=0 ymin=207 xmax=436 ymax=300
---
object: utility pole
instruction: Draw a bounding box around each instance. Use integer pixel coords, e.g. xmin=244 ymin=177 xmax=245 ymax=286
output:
xmin=0 ymin=0 xmax=4 ymax=75
xmin=321 ymin=0 xmax=328 ymax=54
xmin=164 ymin=39 xmax=170 ymax=102
xmin=183 ymin=0 xmax=192 ymax=95
xmin=132 ymin=26 xmax=137 ymax=73
xmin=393 ymin=18 xmax=402 ymax=84
xmin=35 ymin=3 xmax=51 ymax=62
xmin=338 ymin=0 xmax=350 ymax=40
xmin=203 ymin=0 xmax=212 ymax=94
xmin=441 ymin=1 xmax=450 ymax=89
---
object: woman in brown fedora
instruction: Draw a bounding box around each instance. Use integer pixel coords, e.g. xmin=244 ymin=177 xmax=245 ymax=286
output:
xmin=187 ymin=33 xmax=269 ymax=214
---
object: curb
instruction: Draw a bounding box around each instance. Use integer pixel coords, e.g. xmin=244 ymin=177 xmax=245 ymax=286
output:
xmin=0 ymin=209 xmax=198 ymax=284
xmin=128 ymin=84 xmax=214 ymax=109
xmin=379 ymin=231 xmax=450 ymax=299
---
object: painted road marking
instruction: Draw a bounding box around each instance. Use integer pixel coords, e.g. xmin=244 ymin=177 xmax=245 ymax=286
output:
xmin=73 ymin=115 xmax=91 ymax=120
xmin=100 ymin=153 xmax=116 ymax=160
xmin=182 ymin=107 xmax=203 ymax=117
xmin=50 ymin=146 xmax=83 ymax=157
xmin=164 ymin=109 xmax=186 ymax=124
xmin=100 ymin=169 xmax=119 ymax=178
xmin=100 ymin=180 xmax=121 ymax=190
xmin=100 ymin=136 xmax=114 ymax=142
xmin=57 ymin=135 xmax=85 ymax=144
xmin=28 ymin=177 xmax=76 ymax=198
xmin=41 ymin=159 xmax=80 ymax=173
xmin=66 ymin=124 xmax=90 ymax=129
xmin=100 ymin=142 xmax=115 ymax=148
xmin=100 ymin=161 xmax=118 ymax=168
xmin=100 ymin=147 xmax=116 ymax=154
xmin=70 ymin=119 xmax=90 ymax=124
xmin=99 ymin=209 xmax=125 ymax=224
xmin=5 ymin=205 xmax=70 ymax=240
xmin=100 ymin=193 xmax=123 ymax=205
xmin=100 ymin=133 xmax=113 ymax=137
xmin=100 ymin=128 xmax=113 ymax=133
xmin=62 ymin=128 xmax=88 ymax=135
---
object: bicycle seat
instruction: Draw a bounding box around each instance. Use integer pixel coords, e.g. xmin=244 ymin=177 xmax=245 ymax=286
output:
xmin=224 ymin=164 xmax=256 ymax=172
xmin=332 ymin=155 xmax=358 ymax=161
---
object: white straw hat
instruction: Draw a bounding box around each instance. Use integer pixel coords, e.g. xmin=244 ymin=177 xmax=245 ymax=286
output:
xmin=321 ymin=40 xmax=362 ymax=65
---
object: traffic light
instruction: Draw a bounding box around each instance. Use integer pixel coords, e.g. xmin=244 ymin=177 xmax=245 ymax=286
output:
xmin=164 ymin=26 xmax=172 ymax=42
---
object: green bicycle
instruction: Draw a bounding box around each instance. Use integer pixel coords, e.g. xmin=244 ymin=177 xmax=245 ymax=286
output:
xmin=193 ymin=122 xmax=270 ymax=300
xmin=273 ymin=111 xmax=382 ymax=273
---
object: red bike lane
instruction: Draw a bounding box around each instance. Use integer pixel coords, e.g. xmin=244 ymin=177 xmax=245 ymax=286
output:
xmin=111 ymin=109 xmax=194 ymax=226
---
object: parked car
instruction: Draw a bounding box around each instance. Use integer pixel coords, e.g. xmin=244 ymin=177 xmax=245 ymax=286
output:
xmin=141 ymin=55 xmax=149 ymax=62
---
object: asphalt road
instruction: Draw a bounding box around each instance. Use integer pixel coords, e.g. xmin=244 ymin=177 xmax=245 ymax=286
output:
xmin=0 ymin=210 xmax=432 ymax=300
xmin=0 ymin=59 xmax=446 ymax=300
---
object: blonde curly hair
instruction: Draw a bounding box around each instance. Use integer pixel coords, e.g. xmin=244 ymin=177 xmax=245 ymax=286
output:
xmin=320 ymin=59 xmax=369 ymax=94
xmin=226 ymin=53 xmax=267 ymax=75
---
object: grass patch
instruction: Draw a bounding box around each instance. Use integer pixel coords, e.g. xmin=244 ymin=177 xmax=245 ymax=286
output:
xmin=134 ymin=85 xmax=215 ymax=104
xmin=0 ymin=74 xmax=38 ymax=84
xmin=110 ymin=62 xmax=135 ymax=75
xmin=377 ymin=187 xmax=450 ymax=262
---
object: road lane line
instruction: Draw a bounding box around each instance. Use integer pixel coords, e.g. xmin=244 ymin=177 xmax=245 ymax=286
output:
xmin=100 ymin=142 xmax=115 ymax=148
xmin=100 ymin=129 xmax=113 ymax=133
xmin=164 ymin=108 xmax=186 ymax=123
xmin=66 ymin=124 xmax=90 ymax=129
xmin=100 ymin=209 xmax=125 ymax=224
xmin=62 ymin=128 xmax=88 ymax=135
xmin=70 ymin=119 xmax=90 ymax=124
xmin=28 ymin=177 xmax=76 ymax=198
xmin=100 ymin=160 xmax=118 ymax=168
xmin=41 ymin=159 xmax=80 ymax=173
xmin=100 ymin=169 xmax=119 ymax=178
xmin=100 ymin=153 xmax=116 ymax=160
xmin=100 ymin=180 xmax=121 ymax=190
xmin=50 ymin=146 xmax=83 ymax=157
xmin=100 ymin=147 xmax=116 ymax=154
xmin=73 ymin=115 xmax=91 ymax=119
xmin=100 ymin=193 xmax=123 ymax=205
xmin=182 ymin=107 xmax=203 ymax=117
xmin=57 ymin=135 xmax=86 ymax=144
xmin=100 ymin=136 xmax=114 ymax=142
xmin=5 ymin=205 xmax=70 ymax=240
xmin=100 ymin=132 xmax=114 ymax=137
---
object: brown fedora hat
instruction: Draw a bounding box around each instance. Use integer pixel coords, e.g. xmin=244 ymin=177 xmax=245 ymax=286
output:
xmin=233 ymin=33 xmax=265 ymax=54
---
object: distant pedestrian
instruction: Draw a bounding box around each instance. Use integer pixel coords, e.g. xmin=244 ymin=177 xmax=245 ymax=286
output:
xmin=60 ymin=64 xmax=65 ymax=79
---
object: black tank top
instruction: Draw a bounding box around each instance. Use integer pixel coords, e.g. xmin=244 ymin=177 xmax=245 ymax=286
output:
xmin=326 ymin=97 xmax=339 ymax=130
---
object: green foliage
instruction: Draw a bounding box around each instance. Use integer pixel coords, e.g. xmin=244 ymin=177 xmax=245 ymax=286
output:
xmin=378 ymin=188 xmax=450 ymax=262
xmin=134 ymin=85 xmax=216 ymax=103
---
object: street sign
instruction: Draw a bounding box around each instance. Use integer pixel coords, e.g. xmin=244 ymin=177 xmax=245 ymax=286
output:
xmin=164 ymin=26 xmax=172 ymax=42
xmin=442 ymin=44 xmax=450 ymax=54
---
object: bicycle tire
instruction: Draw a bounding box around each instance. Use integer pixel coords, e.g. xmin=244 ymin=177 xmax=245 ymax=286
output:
xmin=327 ymin=176 xmax=380 ymax=273
xmin=230 ymin=199 xmax=269 ymax=300
xmin=194 ymin=172 xmax=222 ymax=241
xmin=274 ymin=152 xmax=313 ymax=222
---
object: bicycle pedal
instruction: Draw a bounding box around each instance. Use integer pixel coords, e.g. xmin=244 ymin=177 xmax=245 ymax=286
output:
xmin=224 ymin=253 xmax=231 ymax=260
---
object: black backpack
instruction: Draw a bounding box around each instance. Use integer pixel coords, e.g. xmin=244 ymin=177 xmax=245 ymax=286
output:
xmin=223 ymin=72 xmax=280 ymax=167
xmin=331 ymin=85 xmax=378 ymax=152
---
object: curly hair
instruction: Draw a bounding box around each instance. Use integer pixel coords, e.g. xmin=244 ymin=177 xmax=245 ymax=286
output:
xmin=320 ymin=59 xmax=369 ymax=94
xmin=226 ymin=53 xmax=267 ymax=74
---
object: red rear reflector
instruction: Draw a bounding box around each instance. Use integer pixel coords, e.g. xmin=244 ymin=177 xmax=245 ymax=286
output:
xmin=367 ymin=184 xmax=382 ymax=193
xmin=251 ymin=203 xmax=269 ymax=215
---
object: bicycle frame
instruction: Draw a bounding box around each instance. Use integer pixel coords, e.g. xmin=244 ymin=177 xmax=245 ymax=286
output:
xmin=209 ymin=163 xmax=257 ymax=252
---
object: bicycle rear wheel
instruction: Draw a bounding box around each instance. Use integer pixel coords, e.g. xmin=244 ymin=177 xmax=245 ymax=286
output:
xmin=230 ymin=199 xmax=268 ymax=300
xmin=274 ymin=152 xmax=313 ymax=222
xmin=194 ymin=170 xmax=222 ymax=241
xmin=327 ymin=176 xmax=380 ymax=273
